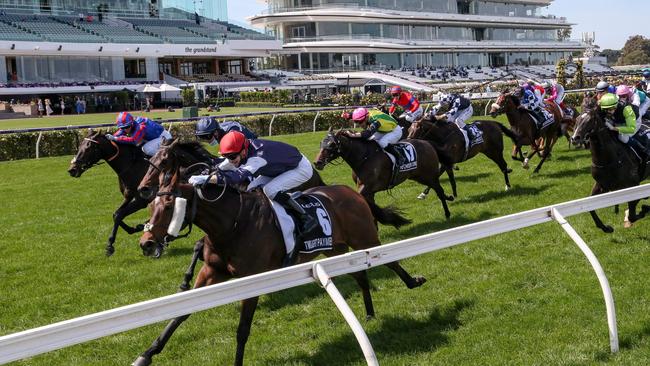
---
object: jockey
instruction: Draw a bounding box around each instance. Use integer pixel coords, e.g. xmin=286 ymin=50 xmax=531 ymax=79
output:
xmin=342 ymin=107 xmax=403 ymax=153
xmin=617 ymin=85 xmax=647 ymax=124
xmin=642 ymin=70 xmax=650 ymax=92
xmin=598 ymin=93 xmax=649 ymax=155
xmin=189 ymin=131 xmax=318 ymax=234
xmin=518 ymin=84 xmax=547 ymax=126
xmin=430 ymin=92 xmax=474 ymax=130
xmin=542 ymin=80 xmax=571 ymax=117
xmin=595 ymin=81 xmax=610 ymax=100
xmin=633 ymin=81 xmax=650 ymax=119
xmin=388 ymin=86 xmax=423 ymax=123
xmin=195 ymin=117 xmax=257 ymax=146
xmin=106 ymin=112 xmax=171 ymax=156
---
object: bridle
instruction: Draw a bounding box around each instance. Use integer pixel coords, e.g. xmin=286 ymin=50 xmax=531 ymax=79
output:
xmin=72 ymin=137 xmax=120 ymax=171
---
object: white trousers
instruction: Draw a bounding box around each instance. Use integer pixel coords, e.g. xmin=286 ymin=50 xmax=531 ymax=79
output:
xmin=401 ymin=106 xmax=424 ymax=123
xmin=370 ymin=126 xmax=403 ymax=148
xmin=142 ymin=130 xmax=172 ymax=156
xmin=449 ymin=106 xmax=474 ymax=129
xmin=247 ymin=155 xmax=314 ymax=199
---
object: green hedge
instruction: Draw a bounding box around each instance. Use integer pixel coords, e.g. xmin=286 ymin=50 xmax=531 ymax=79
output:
xmin=0 ymin=95 xmax=565 ymax=161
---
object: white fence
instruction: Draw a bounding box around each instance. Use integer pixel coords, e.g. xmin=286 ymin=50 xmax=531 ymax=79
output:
xmin=1 ymin=184 xmax=649 ymax=365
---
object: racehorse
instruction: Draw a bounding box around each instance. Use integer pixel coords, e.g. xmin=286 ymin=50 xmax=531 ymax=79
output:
xmin=131 ymin=139 xmax=427 ymax=366
xmin=490 ymin=90 xmax=562 ymax=173
xmin=68 ymin=130 xmax=153 ymax=256
xmin=136 ymin=139 xmax=326 ymax=290
xmin=313 ymin=128 xmax=454 ymax=227
xmin=571 ymin=108 xmax=650 ymax=232
xmin=407 ymin=116 xmax=516 ymax=197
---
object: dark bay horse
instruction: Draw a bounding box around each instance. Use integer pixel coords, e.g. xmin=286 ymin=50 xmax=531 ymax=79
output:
xmin=68 ymin=130 xmax=152 ymax=256
xmin=407 ymin=117 xmax=516 ymax=197
xmin=132 ymin=140 xmax=426 ymax=366
xmin=490 ymin=91 xmax=562 ymax=173
xmin=314 ymin=129 xmax=453 ymax=227
xmin=571 ymin=109 xmax=650 ymax=232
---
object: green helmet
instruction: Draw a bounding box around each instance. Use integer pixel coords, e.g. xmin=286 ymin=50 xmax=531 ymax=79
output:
xmin=598 ymin=93 xmax=619 ymax=110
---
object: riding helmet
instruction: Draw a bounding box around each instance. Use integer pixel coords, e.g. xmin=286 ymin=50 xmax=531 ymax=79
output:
xmin=598 ymin=93 xmax=619 ymax=110
xmin=116 ymin=112 xmax=135 ymax=129
xmin=595 ymin=81 xmax=609 ymax=92
xmin=390 ymin=86 xmax=402 ymax=95
xmin=195 ymin=117 xmax=219 ymax=138
xmin=219 ymin=131 xmax=249 ymax=155
xmin=351 ymin=107 xmax=369 ymax=122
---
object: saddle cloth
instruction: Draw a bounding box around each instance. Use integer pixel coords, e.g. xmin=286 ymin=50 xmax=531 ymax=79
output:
xmin=270 ymin=194 xmax=333 ymax=255
xmin=527 ymin=109 xmax=555 ymax=131
xmin=384 ymin=142 xmax=418 ymax=172
xmin=464 ymin=123 xmax=484 ymax=148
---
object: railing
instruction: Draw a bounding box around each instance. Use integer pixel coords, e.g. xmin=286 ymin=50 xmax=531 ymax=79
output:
xmin=1 ymin=184 xmax=648 ymax=364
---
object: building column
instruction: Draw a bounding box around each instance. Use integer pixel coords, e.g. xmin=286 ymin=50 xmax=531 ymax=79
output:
xmin=111 ymin=57 xmax=125 ymax=81
xmin=145 ymin=57 xmax=158 ymax=81
xmin=0 ymin=56 xmax=6 ymax=83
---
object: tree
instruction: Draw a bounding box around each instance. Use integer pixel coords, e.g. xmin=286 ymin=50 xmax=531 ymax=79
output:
xmin=598 ymin=49 xmax=621 ymax=65
xmin=557 ymin=28 xmax=572 ymax=41
xmin=616 ymin=35 xmax=650 ymax=65
xmin=556 ymin=58 xmax=567 ymax=86
xmin=182 ymin=88 xmax=196 ymax=106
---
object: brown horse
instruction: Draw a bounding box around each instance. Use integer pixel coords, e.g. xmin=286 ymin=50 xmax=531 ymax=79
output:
xmin=68 ymin=130 xmax=152 ymax=256
xmin=407 ymin=117 xmax=516 ymax=197
xmin=571 ymin=108 xmax=650 ymax=232
xmin=132 ymin=139 xmax=427 ymax=366
xmin=490 ymin=90 xmax=562 ymax=173
xmin=314 ymin=128 xmax=453 ymax=227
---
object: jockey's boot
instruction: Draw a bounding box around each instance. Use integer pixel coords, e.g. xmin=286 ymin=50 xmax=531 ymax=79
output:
xmin=384 ymin=144 xmax=403 ymax=185
xmin=533 ymin=109 xmax=546 ymax=130
xmin=274 ymin=191 xmax=319 ymax=234
xmin=628 ymin=137 xmax=650 ymax=158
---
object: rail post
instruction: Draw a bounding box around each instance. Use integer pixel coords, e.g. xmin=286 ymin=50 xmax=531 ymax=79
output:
xmin=268 ymin=114 xmax=277 ymax=136
xmin=35 ymin=132 xmax=43 ymax=159
xmin=312 ymin=111 xmax=320 ymax=132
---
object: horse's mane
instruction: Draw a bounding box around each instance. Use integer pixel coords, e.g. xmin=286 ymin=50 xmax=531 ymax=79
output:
xmin=174 ymin=141 xmax=217 ymax=163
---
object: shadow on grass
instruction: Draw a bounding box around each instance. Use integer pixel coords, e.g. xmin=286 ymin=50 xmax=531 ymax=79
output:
xmin=442 ymin=172 xmax=492 ymax=184
xmin=263 ymin=298 xmax=475 ymax=365
xmin=460 ymin=184 xmax=553 ymax=204
xmin=540 ymin=167 xmax=591 ymax=179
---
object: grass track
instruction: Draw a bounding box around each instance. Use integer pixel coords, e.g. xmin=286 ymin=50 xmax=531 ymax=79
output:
xmin=1 ymin=126 xmax=649 ymax=366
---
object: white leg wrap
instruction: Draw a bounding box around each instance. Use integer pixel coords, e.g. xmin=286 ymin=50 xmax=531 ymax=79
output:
xmin=167 ymin=197 xmax=187 ymax=237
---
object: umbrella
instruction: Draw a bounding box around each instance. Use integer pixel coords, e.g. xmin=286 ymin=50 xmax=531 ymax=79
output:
xmin=159 ymin=84 xmax=181 ymax=101
xmin=141 ymin=84 xmax=161 ymax=93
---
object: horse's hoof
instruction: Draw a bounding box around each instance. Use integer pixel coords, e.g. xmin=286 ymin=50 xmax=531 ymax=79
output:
xmin=602 ymin=226 xmax=614 ymax=234
xmin=417 ymin=193 xmax=427 ymax=200
xmin=366 ymin=314 xmax=375 ymax=321
xmin=505 ymin=185 xmax=510 ymax=192
xmin=624 ymin=221 xmax=633 ymax=229
xmin=179 ymin=283 xmax=190 ymax=292
xmin=506 ymin=168 xmax=513 ymax=173
xmin=132 ymin=356 xmax=152 ymax=366
xmin=135 ymin=224 xmax=145 ymax=232
xmin=105 ymin=246 xmax=115 ymax=257
xmin=409 ymin=276 xmax=427 ymax=289
xmin=446 ymin=196 xmax=455 ymax=202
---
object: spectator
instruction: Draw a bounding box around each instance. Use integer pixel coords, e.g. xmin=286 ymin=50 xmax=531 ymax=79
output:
xmin=78 ymin=12 xmax=84 ymax=22
xmin=37 ymin=98 xmax=44 ymax=117
xmin=81 ymin=98 xmax=86 ymax=114
xmin=45 ymin=98 xmax=53 ymax=116
xmin=59 ymin=98 xmax=65 ymax=115
xmin=75 ymin=97 xmax=82 ymax=114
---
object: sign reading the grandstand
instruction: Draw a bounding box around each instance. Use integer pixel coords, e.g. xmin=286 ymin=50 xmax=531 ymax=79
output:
xmin=184 ymin=46 xmax=218 ymax=54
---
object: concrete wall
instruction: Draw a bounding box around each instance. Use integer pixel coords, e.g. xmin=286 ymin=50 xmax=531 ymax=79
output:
xmin=0 ymin=56 xmax=6 ymax=84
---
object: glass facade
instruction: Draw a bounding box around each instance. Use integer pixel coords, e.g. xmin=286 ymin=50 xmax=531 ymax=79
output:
xmin=162 ymin=0 xmax=228 ymax=21
xmin=0 ymin=0 xmax=159 ymax=18
xmin=12 ymin=55 xmax=115 ymax=82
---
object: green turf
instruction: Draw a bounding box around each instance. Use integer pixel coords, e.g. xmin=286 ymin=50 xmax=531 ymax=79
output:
xmin=0 ymin=126 xmax=649 ymax=366
xmin=0 ymin=106 xmax=297 ymax=131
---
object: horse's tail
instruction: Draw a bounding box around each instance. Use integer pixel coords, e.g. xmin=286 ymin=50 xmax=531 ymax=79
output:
xmin=366 ymin=199 xmax=412 ymax=229
xmin=496 ymin=122 xmax=518 ymax=144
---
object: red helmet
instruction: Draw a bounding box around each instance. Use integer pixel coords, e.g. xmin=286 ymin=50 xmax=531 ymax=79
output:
xmin=219 ymin=131 xmax=249 ymax=155
xmin=390 ymin=86 xmax=402 ymax=95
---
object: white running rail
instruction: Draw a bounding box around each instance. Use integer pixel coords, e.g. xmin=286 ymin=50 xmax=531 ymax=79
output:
xmin=0 ymin=184 xmax=648 ymax=364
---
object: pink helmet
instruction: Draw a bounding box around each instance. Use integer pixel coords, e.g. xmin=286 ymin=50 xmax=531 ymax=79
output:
xmin=615 ymin=85 xmax=633 ymax=97
xmin=351 ymin=107 xmax=369 ymax=122
xmin=390 ymin=86 xmax=402 ymax=95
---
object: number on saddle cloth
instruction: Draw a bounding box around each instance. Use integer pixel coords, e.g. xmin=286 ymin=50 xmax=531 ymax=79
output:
xmin=390 ymin=142 xmax=418 ymax=172
xmin=291 ymin=194 xmax=333 ymax=254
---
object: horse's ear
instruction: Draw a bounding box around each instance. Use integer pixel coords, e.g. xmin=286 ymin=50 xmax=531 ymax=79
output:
xmin=328 ymin=126 xmax=333 ymax=133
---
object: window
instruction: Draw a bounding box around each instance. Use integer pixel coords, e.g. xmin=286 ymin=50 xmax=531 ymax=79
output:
xmin=124 ymin=59 xmax=146 ymax=78
xmin=292 ymin=26 xmax=306 ymax=38
xmin=228 ymin=60 xmax=242 ymax=74
xmin=179 ymin=62 xmax=192 ymax=76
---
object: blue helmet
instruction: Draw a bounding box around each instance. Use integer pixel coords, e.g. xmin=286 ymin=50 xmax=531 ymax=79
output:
xmin=195 ymin=117 xmax=220 ymax=139
xmin=116 ymin=112 xmax=134 ymax=129
xmin=643 ymin=70 xmax=650 ymax=78
xmin=607 ymin=85 xmax=616 ymax=94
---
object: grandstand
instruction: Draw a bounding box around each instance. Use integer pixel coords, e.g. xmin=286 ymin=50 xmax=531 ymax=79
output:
xmin=0 ymin=1 xmax=282 ymax=99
